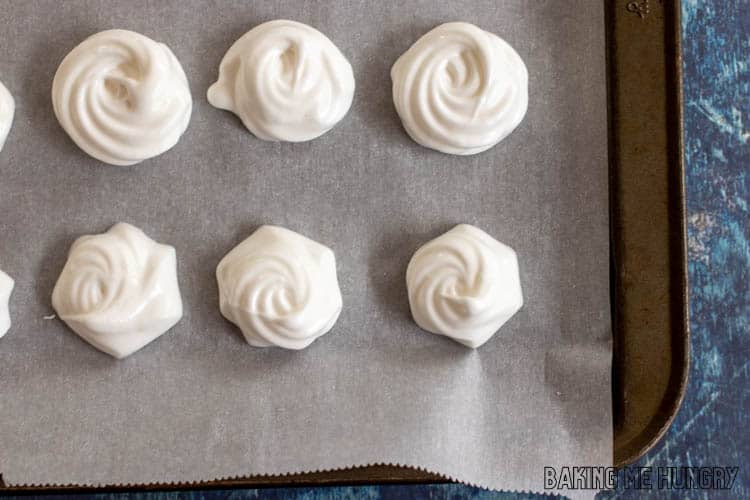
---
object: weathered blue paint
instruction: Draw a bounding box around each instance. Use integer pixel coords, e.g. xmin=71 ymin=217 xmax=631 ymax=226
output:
xmin=7 ymin=1 xmax=747 ymax=499
xmin=4 ymin=486 xmax=556 ymax=500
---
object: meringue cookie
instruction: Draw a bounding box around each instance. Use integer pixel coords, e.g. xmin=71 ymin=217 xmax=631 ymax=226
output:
xmin=406 ymin=224 xmax=523 ymax=348
xmin=217 ymin=225 xmax=342 ymax=349
xmin=0 ymin=80 xmax=14 ymax=152
xmin=0 ymin=270 xmax=14 ymax=338
xmin=391 ymin=22 xmax=528 ymax=155
xmin=52 ymin=223 xmax=183 ymax=358
xmin=208 ymin=20 xmax=355 ymax=142
xmin=52 ymin=29 xmax=192 ymax=166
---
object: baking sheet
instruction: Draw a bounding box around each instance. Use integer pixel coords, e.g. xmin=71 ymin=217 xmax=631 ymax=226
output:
xmin=0 ymin=0 xmax=611 ymax=496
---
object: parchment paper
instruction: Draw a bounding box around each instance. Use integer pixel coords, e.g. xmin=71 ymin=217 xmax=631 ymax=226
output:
xmin=0 ymin=1 xmax=611 ymax=496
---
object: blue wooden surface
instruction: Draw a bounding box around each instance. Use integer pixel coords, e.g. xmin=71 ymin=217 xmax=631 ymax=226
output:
xmin=9 ymin=1 xmax=748 ymax=499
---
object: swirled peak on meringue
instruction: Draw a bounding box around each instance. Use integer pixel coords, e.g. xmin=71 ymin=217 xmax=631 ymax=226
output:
xmin=52 ymin=223 xmax=183 ymax=359
xmin=391 ymin=22 xmax=528 ymax=155
xmin=406 ymin=224 xmax=523 ymax=348
xmin=0 ymin=80 xmax=14 ymax=152
xmin=0 ymin=270 xmax=14 ymax=338
xmin=52 ymin=29 xmax=192 ymax=166
xmin=207 ymin=20 xmax=355 ymax=142
xmin=216 ymin=225 xmax=343 ymax=349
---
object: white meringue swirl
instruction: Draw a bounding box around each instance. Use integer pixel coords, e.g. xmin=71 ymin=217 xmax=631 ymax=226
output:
xmin=391 ymin=22 xmax=528 ymax=155
xmin=52 ymin=29 xmax=192 ymax=166
xmin=52 ymin=223 xmax=183 ymax=358
xmin=0 ymin=270 xmax=14 ymax=338
xmin=208 ymin=20 xmax=355 ymax=142
xmin=217 ymin=225 xmax=342 ymax=349
xmin=406 ymin=224 xmax=523 ymax=348
xmin=0 ymin=80 xmax=14 ymax=152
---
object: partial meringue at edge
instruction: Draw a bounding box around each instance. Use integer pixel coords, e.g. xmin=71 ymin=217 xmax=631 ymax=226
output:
xmin=208 ymin=20 xmax=355 ymax=142
xmin=217 ymin=225 xmax=343 ymax=349
xmin=0 ymin=270 xmax=14 ymax=338
xmin=52 ymin=223 xmax=183 ymax=358
xmin=52 ymin=29 xmax=192 ymax=166
xmin=406 ymin=224 xmax=523 ymax=348
xmin=391 ymin=22 xmax=528 ymax=155
xmin=0 ymin=80 xmax=14 ymax=152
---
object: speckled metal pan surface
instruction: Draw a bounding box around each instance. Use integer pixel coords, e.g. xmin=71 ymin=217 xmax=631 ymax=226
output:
xmin=0 ymin=0 xmax=687 ymax=492
xmin=607 ymin=0 xmax=688 ymax=468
